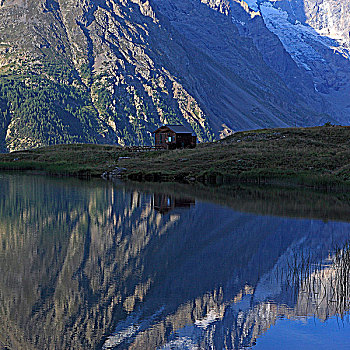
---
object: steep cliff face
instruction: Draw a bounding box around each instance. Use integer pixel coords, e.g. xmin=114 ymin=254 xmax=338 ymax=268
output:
xmin=0 ymin=0 xmax=215 ymax=151
xmin=231 ymin=0 xmax=350 ymax=124
xmin=278 ymin=0 xmax=350 ymax=48
xmin=230 ymin=1 xmax=319 ymax=102
xmin=0 ymin=0 xmax=327 ymax=151
xmin=153 ymin=0 xmax=328 ymax=134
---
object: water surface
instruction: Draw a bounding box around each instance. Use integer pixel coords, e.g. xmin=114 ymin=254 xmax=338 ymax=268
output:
xmin=1 ymin=173 xmax=350 ymax=349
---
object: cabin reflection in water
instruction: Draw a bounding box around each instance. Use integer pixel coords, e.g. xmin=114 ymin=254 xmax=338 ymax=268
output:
xmin=152 ymin=193 xmax=195 ymax=213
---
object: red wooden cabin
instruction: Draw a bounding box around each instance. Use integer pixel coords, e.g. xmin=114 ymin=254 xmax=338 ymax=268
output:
xmin=153 ymin=124 xmax=197 ymax=149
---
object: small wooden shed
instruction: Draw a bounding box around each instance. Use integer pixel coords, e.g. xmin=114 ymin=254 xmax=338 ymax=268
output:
xmin=153 ymin=124 xmax=197 ymax=149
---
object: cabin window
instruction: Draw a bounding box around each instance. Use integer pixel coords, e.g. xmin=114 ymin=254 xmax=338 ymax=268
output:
xmin=168 ymin=136 xmax=172 ymax=142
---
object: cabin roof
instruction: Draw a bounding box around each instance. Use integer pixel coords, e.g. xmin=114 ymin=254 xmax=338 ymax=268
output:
xmin=153 ymin=124 xmax=195 ymax=135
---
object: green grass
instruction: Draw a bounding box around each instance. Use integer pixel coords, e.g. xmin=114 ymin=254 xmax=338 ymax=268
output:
xmin=0 ymin=144 xmax=126 ymax=177
xmin=118 ymin=125 xmax=350 ymax=189
xmin=2 ymin=125 xmax=350 ymax=188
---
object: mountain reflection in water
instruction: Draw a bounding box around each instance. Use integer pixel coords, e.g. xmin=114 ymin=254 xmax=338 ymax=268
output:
xmin=1 ymin=174 xmax=350 ymax=349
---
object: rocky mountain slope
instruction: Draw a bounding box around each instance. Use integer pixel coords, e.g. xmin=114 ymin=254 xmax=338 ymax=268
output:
xmin=230 ymin=0 xmax=350 ymax=125
xmin=0 ymin=0 xmax=333 ymax=152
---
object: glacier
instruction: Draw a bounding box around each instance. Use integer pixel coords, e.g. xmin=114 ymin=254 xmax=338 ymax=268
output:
xmin=233 ymin=0 xmax=350 ymax=123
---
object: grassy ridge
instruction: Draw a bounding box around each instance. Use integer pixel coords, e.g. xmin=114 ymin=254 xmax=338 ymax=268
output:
xmin=0 ymin=144 xmax=125 ymax=177
xmin=118 ymin=126 xmax=350 ymax=188
xmin=1 ymin=126 xmax=350 ymax=188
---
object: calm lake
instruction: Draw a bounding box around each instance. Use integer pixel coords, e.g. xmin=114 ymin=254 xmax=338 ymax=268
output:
xmin=1 ymin=173 xmax=350 ymax=349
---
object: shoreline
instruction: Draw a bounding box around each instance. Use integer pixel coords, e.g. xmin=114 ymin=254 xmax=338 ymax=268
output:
xmin=1 ymin=126 xmax=350 ymax=191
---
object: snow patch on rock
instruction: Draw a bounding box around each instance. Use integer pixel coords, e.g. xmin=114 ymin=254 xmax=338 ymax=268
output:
xmin=259 ymin=1 xmax=350 ymax=70
xmin=260 ymin=3 xmax=325 ymax=70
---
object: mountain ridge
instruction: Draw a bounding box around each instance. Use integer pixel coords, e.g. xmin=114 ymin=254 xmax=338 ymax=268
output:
xmin=230 ymin=0 xmax=350 ymax=123
xmin=0 ymin=0 xmax=341 ymax=152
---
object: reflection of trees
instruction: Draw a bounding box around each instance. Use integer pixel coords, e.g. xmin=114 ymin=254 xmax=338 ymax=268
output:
xmin=0 ymin=174 xmax=350 ymax=349
xmin=0 ymin=175 xmax=165 ymax=349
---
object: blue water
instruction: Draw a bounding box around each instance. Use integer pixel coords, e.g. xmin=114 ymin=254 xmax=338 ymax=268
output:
xmin=1 ymin=173 xmax=350 ymax=349
xmin=256 ymin=316 xmax=350 ymax=349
